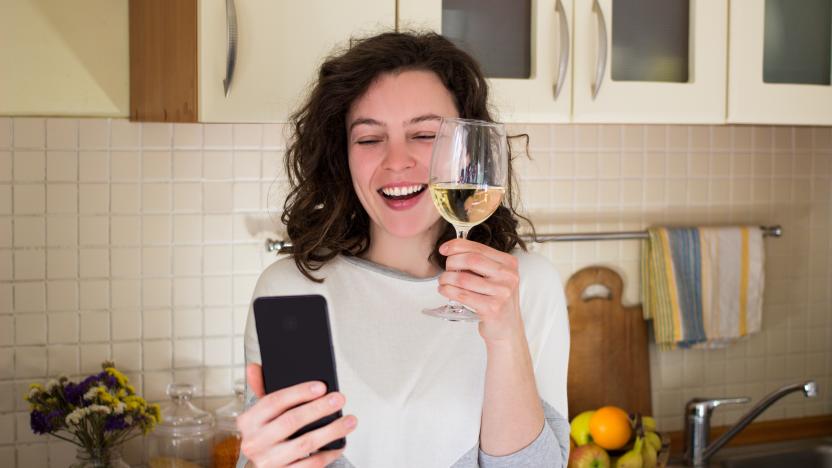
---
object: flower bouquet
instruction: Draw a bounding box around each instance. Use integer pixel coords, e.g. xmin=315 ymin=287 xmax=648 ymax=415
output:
xmin=26 ymin=361 xmax=162 ymax=468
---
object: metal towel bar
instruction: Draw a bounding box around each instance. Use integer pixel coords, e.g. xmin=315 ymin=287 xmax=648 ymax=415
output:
xmin=265 ymin=225 xmax=782 ymax=254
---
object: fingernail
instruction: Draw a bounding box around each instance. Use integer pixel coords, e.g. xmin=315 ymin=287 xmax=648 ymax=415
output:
xmin=345 ymin=416 xmax=357 ymax=428
xmin=310 ymin=382 xmax=326 ymax=395
xmin=440 ymin=244 xmax=448 ymax=254
xmin=328 ymin=394 xmax=341 ymax=406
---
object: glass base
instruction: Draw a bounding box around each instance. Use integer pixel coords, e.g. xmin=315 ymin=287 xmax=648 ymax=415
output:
xmin=422 ymin=302 xmax=479 ymax=322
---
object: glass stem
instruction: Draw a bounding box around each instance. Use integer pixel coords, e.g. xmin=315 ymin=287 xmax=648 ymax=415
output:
xmin=449 ymin=226 xmax=470 ymax=310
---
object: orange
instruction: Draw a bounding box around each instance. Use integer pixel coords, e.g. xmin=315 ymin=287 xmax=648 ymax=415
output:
xmin=588 ymin=406 xmax=632 ymax=450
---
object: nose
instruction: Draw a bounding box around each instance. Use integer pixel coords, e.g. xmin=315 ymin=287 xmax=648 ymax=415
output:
xmin=382 ymin=136 xmax=416 ymax=172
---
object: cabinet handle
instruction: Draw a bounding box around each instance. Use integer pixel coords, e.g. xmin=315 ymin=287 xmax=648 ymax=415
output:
xmin=223 ymin=0 xmax=238 ymax=97
xmin=553 ymin=0 xmax=570 ymax=100
xmin=591 ymin=0 xmax=607 ymax=99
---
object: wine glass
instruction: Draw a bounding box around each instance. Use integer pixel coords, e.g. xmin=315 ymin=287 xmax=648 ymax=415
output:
xmin=423 ymin=117 xmax=508 ymax=322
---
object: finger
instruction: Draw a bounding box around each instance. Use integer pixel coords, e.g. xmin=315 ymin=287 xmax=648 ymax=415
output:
xmin=439 ymin=271 xmax=503 ymax=297
xmin=246 ymin=363 xmax=265 ymax=398
xmin=438 ymin=284 xmax=496 ymax=317
xmin=289 ymin=448 xmax=346 ymax=468
xmin=286 ymin=415 xmax=357 ymax=464
xmin=238 ymin=380 xmax=327 ymax=433
xmin=248 ymin=392 xmax=346 ymax=450
xmin=440 ymin=238 xmax=518 ymax=266
xmin=444 ymin=252 xmax=507 ymax=279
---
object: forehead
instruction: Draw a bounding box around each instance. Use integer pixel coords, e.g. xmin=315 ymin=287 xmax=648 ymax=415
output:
xmin=346 ymin=70 xmax=458 ymax=126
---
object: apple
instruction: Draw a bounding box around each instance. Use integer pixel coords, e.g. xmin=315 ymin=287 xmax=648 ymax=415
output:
xmin=568 ymin=443 xmax=610 ymax=468
xmin=570 ymin=410 xmax=595 ymax=446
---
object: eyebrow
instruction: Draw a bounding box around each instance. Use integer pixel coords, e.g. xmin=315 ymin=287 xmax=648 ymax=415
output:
xmin=348 ymin=114 xmax=442 ymax=134
xmin=348 ymin=117 xmax=384 ymax=134
xmin=408 ymin=114 xmax=442 ymax=125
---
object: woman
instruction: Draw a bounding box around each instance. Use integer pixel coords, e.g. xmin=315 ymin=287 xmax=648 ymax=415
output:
xmin=237 ymin=32 xmax=570 ymax=468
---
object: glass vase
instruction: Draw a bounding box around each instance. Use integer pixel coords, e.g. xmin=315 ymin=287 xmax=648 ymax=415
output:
xmin=73 ymin=446 xmax=130 ymax=468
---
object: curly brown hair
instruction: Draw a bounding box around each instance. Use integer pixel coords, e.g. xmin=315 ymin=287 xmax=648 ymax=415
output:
xmin=282 ymin=31 xmax=531 ymax=281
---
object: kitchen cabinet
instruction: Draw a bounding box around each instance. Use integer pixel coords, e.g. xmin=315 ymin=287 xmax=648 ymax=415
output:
xmin=1 ymin=0 xmax=129 ymax=117
xmin=398 ymin=0 xmax=572 ymax=123
xmin=398 ymin=0 xmax=727 ymax=124
xmin=130 ymin=0 xmax=394 ymax=123
xmin=572 ymin=0 xmax=727 ymax=124
xmin=728 ymin=0 xmax=832 ymax=125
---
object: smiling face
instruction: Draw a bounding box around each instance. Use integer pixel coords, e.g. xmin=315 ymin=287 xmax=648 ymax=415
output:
xmin=346 ymin=69 xmax=460 ymax=243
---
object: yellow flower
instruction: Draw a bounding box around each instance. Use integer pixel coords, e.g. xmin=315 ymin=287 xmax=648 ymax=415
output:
xmin=105 ymin=367 xmax=129 ymax=388
xmin=149 ymin=403 xmax=162 ymax=422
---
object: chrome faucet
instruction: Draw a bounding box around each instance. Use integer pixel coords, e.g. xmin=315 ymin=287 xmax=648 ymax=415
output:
xmin=683 ymin=380 xmax=817 ymax=466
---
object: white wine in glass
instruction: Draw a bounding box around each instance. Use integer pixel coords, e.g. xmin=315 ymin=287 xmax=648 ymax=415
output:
xmin=423 ymin=118 xmax=508 ymax=322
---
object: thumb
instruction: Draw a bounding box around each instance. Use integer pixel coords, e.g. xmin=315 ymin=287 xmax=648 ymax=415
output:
xmin=246 ymin=363 xmax=265 ymax=398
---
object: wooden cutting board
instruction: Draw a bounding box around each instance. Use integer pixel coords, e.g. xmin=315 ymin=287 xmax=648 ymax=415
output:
xmin=565 ymin=266 xmax=652 ymax=419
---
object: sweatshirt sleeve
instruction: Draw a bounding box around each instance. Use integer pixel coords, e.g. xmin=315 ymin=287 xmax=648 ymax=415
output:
xmin=478 ymin=399 xmax=569 ymax=467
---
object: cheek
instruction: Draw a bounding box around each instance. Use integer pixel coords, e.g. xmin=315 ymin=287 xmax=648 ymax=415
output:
xmin=347 ymin=151 xmax=375 ymax=195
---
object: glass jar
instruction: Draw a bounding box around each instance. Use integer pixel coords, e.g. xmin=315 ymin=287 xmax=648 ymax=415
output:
xmin=147 ymin=383 xmax=215 ymax=468
xmin=212 ymin=379 xmax=246 ymax=468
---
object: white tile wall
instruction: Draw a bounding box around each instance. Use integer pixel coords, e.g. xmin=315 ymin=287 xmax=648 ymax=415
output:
xmin=0 ymin=118 xmax=830 ymax=467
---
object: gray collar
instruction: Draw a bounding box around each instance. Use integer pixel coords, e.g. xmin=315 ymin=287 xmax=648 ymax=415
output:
xmin=340 ymin=255 xmax=441 ymax=282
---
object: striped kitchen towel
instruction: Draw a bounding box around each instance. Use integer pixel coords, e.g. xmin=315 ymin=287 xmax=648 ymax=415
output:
xmin=641 ymin=227 xmax=765 ymax=350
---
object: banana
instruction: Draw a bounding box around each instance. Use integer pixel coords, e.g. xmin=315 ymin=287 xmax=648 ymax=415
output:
xmin=645 ymin=431 xmax=662 ymax=452
xmin=642 ymin=438 xmax=658 ymax=468
xmin=642 ymin=416 xmax=657 ymax=432
xmin=614 ymin=436 xmax=644 ymax=468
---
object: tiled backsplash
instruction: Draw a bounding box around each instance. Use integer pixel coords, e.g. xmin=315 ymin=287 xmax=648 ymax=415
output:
xmin=0 ymin=118 xmax=830 ymax=466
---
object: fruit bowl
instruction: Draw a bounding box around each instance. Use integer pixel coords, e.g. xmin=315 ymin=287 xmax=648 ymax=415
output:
xmin=657 ymin=432 xmax=671 ymax=468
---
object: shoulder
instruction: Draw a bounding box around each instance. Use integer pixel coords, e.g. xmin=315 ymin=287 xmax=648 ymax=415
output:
xmin=252 ymin=255 xmax=336 ymax=297
xmin=511 ymin=249 xmax=564 ymax=309
xmin=512 ymin=249 xmax=563 ymax=287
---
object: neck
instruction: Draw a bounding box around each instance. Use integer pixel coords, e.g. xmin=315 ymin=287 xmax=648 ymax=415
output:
xmin=362 ymin=223 xmax=445 ymax=278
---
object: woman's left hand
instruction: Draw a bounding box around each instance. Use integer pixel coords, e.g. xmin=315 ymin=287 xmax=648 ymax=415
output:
xmin=438 ymin=238 xmax=524 ymax=343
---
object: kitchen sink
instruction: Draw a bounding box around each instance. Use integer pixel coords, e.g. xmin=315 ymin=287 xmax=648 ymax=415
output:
xmin=718 ymin=443 xmax=832 ymax=468
xmin=667 ymin=437 xmax=832 ymax=467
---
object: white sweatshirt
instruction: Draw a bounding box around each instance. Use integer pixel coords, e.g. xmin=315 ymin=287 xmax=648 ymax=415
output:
xmin=242 ymin=250 xmax=570 ymax=467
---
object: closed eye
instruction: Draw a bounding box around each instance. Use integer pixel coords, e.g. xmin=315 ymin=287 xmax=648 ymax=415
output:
xmin=413 ymin=133 xmax=435 ymax=141
xmin=356 ymin=138 xmax=382 ymax=145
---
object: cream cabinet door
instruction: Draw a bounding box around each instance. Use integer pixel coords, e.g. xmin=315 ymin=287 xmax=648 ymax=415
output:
xmin=199 ymin=0 xmax=394 ymax=123
xmin=728 ymin=0 xmax=832 ymax=125
xmin=398 ymin=0 xmax=573 ymax=123
xmin=0 ymin=0 xmax=128 ymax=117
xmin=572 ymin=0 xmax=727 ymax=124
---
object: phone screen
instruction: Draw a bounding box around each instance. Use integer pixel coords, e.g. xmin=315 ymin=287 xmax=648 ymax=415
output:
xmin=253 ymin=294 xmax=344 ymax=450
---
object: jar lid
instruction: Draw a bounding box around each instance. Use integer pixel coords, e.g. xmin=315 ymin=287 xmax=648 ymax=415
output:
xmin=155 ymin=383 xmax=215 ymax=436
xmin=215 ymin=379 xmax=246 ymax=433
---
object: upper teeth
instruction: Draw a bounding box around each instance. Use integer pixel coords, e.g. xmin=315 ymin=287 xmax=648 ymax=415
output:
xmin=381 ymin=185 xmax=424 ymax=197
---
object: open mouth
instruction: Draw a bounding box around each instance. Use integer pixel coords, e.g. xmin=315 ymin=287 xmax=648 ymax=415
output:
xmin=378 ymin=184 xmax=427 ymax=201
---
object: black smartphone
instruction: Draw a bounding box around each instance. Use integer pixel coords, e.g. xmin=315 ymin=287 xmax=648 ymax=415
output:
xmin=252 ymin=294 xmax=345 ymax=450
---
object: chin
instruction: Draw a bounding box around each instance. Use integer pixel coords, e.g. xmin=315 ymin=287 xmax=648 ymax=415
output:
xmin=382 ymin=221 xmax=438 ymax=240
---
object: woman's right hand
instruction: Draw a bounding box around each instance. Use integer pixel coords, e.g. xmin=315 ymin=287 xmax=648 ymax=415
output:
xmin=238 ymin=363 xmax=357 ymax=467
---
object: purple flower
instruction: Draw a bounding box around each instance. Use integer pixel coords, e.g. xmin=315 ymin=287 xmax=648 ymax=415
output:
xmin=104 ymin=415 xmax=129 ymax=432
xmin=80 ymin=375 xmax=98 ymax=388
xmin=104 ymin=374 xmax=118 ymax=389
xmin=64 ymin=383 xmax=84 ymax=406
xmin=46 ymin=410 xmax=65 ymax=430
xmin=30 ymin=411 xmax=51 ymax=434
